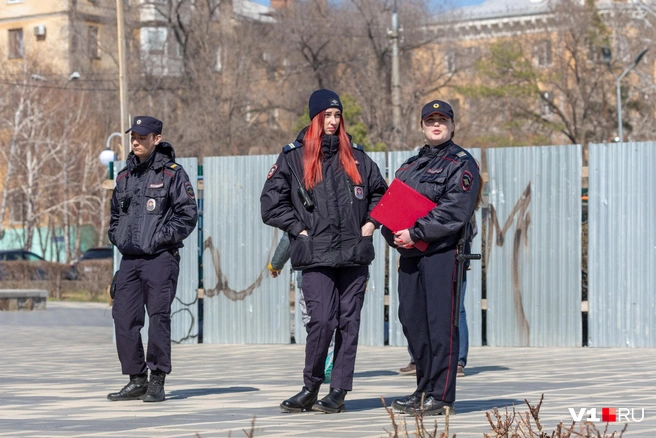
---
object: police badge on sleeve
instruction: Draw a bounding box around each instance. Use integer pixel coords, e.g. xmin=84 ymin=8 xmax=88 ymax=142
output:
xmin=267 ymin=164 xmax=278 ymax=179
xmin=461 ymin=170 xmax=473 ymax=191
xmin=184 ymin=182 xmax=195 ymax=199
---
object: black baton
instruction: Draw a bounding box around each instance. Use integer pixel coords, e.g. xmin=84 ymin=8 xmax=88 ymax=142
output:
xmin=455 ymin=222 xmax=481 ymax=328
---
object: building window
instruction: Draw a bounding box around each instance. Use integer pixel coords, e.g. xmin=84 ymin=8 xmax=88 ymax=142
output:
xmin=88 ymin=26 xmax=100 ymax=59
xmin=466 ymin=97 xmax=482 ymax=123
xmin=141 ymin=27 xmax=167 ymax=54
xmin=171 ymin=36 xmax=182 ymax=58
xmin=533 ymin=40 xmax=552 ymax=68
xmin=462 ymin=46 xmax=480 ymax=73
xmin=8 ymin=192 xmax=24 ymax=225
xmin=8 ymin=29 xmax=23 ymax=59
xmin=445 ymin=50 xmax=456 ymax=74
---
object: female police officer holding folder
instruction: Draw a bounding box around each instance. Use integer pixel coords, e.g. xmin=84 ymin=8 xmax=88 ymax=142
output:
xmin=382 ymin=100 xmax=480 ymax=416
xmin=261 ymin=89 xmax=387 ymax=414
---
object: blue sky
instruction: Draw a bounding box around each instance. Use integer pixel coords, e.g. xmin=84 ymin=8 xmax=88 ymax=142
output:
xmin=250 ymin=0 xmax=487 ymax=9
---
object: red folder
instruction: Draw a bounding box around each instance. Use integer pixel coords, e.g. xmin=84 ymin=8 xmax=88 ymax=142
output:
xmin=371 ymin=178 xmax=436 ymax=251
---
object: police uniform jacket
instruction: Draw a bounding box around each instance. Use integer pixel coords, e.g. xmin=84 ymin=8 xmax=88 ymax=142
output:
xmin=109 ymin=142 xmax=198 ymax=256
xmin=382 ymin=140 xmax=480 ymax=257
xmin=261 ymin=129 xmax=388 ymax=270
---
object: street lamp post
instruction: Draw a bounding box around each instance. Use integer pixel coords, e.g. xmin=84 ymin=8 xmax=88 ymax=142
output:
xmin=602 ymin=47 xmax=649 ymax=143
xmin=99 ymin=132 xmax=123 ymax=181
xmin=390 ymin=0 xmax=401 ymax=148
xmin=116 ymin=0 xmax=129 ymax=156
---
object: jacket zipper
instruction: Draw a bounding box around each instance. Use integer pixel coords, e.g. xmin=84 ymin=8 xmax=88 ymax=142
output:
xmin=346 ymin=177 xmax=353 ymax=205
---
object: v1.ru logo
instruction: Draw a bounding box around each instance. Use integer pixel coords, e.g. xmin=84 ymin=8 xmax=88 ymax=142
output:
xmin=568 ymin=408 xmax=645 ymax=422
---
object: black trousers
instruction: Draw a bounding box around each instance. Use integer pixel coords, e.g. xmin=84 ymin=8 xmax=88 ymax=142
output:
xmin=112 ymin=250 xmax=180 ymax=376
xmin=301 ymin=265 xmax=368 ymax=392
xmin=398 ymin=248 xmax=459 ymax=403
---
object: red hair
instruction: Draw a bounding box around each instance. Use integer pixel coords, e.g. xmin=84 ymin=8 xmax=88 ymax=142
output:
xmin=302 ymin=110 xmax=362 ymax=189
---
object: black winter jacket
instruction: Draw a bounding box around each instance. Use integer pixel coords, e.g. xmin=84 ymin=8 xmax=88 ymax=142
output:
xmin=109 ymin=142 xmax=198 ymax=256
xmin=261 ymin=130 xmax=388 ymax=270
xmin=382 ymin=140 xmax=480 ymax=257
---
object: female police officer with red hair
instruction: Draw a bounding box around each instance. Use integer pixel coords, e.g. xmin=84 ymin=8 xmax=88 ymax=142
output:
xmin=261 ymin=89 xmax=387 ymax=414
xmin=383 ymin=100 xmax=480 ymax=416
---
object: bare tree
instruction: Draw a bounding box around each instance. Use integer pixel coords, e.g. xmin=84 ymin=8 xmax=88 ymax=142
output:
xmin=0 ymin=59 xmax=109 ymax=261
xmin=265 ymin=0 xmax=454 ymax=150
xmin=451 ymin=0 xmax=656 ymax=147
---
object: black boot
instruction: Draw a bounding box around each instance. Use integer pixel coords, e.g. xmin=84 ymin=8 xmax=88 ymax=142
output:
xmin=107 ymin=373 xmax=148 ymax=401
xmin=313 ymin=388 xmax=347 ymax=414
xmin=404 ymin=395 xmax=455 ymax=416
xmin=280 ymin=386 xmax=318 ymax=413
xmin=143 ymin=370 xmax=166 ymax=402
xmin=391 ymin=394 xmax=421 ymax=412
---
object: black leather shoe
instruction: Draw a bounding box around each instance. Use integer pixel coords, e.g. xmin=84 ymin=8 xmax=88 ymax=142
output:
xmin=404 ymin=395 xmax=455 ymax=416
xmin=143 ymin=371 xmax=166 ymax=402
xmin=107 ymin=374 xmax=148 ymax=401
xmin=280 ymin=386 xmax=319 ymax=413
xmin=313 ymin=388 xmax=347 ymax=414
xmin=391 ymin=394 xmax=421 ymax=412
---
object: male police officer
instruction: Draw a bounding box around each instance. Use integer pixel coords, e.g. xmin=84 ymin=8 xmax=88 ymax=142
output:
xmin=107 ymin=116 xmax=198 ymax=403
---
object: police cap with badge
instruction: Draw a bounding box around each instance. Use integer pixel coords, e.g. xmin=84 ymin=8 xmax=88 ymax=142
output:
xmin=421 ymin=100 xmax=454 ymax=122
xmin=126 ymin=116 xmax=163 ymax=135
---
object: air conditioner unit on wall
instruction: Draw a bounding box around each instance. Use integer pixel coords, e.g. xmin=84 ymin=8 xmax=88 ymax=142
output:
xmin=34 ymin=25 xmax=46 ymax=37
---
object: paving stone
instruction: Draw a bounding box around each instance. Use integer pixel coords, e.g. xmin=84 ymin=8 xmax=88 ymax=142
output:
xmin=0 ymin=302 xmax=654 ymax=437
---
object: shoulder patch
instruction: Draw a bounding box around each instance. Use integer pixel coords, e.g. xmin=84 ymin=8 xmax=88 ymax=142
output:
xmin=267 ymin=163 xmax=278 ymax=179
xmin=351 ymin=142 xmax=363 ymax=151
xmin=166 ymin=162 xmax=181 ymax=170
xmin=184 ymin=181 xmax=195 ymax=199
xmin=283 ymin=141 xmax=304 ymax=153
xmin=461 ymin=170 xmax=473 ymax=192
xmin=456 ymin=151 xmax=467 ymax=158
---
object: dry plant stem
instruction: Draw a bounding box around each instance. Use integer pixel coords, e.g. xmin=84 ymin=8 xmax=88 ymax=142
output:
xmin=242 ymin=416 xmax=256 ymax=438
xmin=381 ymin=396 xmax=400 ymax=438
xmin=483 ymin=395 xmax=629 ymax=438
xmin=517 ymin=419 xmax=527 ymax=437
xmin=560 ymin=421 xmax=577 ymax=437
xmin=525 ymin=394 xmax=544 ymax=432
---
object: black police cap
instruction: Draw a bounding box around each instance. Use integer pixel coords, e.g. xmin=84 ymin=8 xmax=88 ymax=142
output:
xmin=126 ymin=116 xmax=163 ymax=135
xmin=421 ymin=100 xmax=454 ymax=121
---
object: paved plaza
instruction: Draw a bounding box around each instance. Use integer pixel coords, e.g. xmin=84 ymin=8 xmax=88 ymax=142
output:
xmin=1 ymin=301 xmax=655 ymax=437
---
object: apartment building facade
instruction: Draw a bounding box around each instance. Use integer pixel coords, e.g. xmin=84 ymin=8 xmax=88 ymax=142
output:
xmin=0 ymin=0 xmax=274 ymax=77
xmin=0 ymin=0 xmax=120 ymax=80
xmin=419 ymin=0 xmax=655 ymax=146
